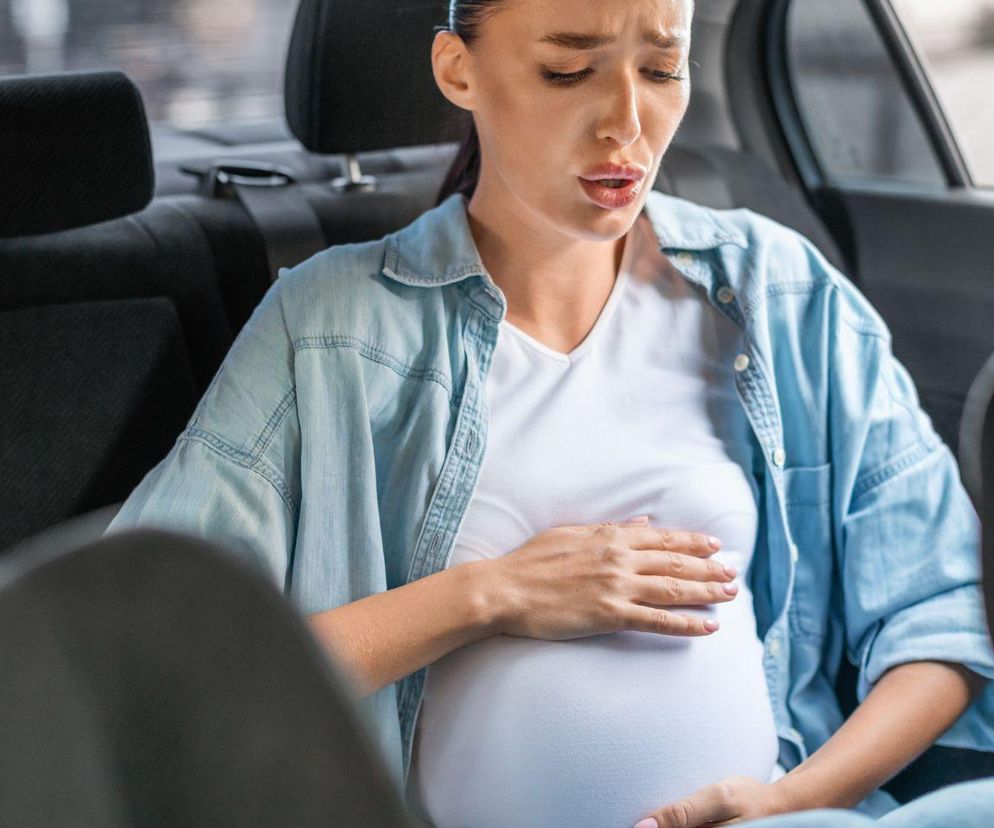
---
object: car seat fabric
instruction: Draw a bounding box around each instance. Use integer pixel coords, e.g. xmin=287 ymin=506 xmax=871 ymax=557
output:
xmin=0 ymin=70 xmax=154 ymax=238
xmin=0 ymin=73 xmax=234 ymax=553
xmin=284 ymin=0 xmax=467 ymax=154
xmin=0 ymin=299 xmax=198 ymax=553
xmin=0 ymin=528 xmax=426 ymax=827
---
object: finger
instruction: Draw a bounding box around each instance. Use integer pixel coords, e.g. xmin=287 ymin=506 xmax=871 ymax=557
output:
xmin=560 ymin=518 xmax=647 ymax=534
xmin=637 ymin=574 xmax=739 ymax=606
xmin=605 ymin=516 xmax=652 ymax=527
xmin=626 ymin=606 xmax=720 ymax=636
xmin=630 ymin=549 xmax=737 ymax=582
xmin=649 ymin=784 xmax=739 ymax=828
xmin=625 ymin=526 xmax=722 ymax=557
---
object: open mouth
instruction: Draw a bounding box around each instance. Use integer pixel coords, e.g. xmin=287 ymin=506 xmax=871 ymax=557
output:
xmin=578 ymin=176 xmax=640 ymax=209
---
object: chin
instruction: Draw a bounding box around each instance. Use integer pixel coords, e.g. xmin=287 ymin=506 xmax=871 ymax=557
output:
xmin=571 ymin=199 xmax=642 ymax=240
xmin=520 ymin=186 xmax=637 ymax=241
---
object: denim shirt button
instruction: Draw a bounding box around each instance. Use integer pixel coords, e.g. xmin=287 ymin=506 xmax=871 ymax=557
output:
xmin=675 ymin=252 xmax=695 ymax=268
xmin=768 ymin=637 xmax=782 ymax=657
xmin=733 ymin=353 xmax=750 ymax=372
xmin=790 ymin=543 xmax=799 ymax=563
xmin=717 ymin=286 xmax=735 ymax=304
xmin=773 ymin=447 xmax=786 ymax=467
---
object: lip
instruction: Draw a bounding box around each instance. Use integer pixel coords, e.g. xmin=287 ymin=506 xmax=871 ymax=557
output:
xmin=577 ymin=162 xmax=647 ymax=210
xmin=579 ymin=162 xmax=647 ymax=182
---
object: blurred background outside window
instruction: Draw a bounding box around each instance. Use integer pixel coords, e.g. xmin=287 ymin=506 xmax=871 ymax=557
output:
xmin=892 ymin=0 xmax=994 ymax=187
xmin=0 ymin=0 xmax=991 ymax=187
xmin=788 ymin=0 xmax=947 ymax=189
xmin=0 ymin=0 xmax=295 ymax=129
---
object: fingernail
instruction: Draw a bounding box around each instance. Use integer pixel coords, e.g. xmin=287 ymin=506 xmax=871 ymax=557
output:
xmin=723 ymin=565 xmax=738 ymax=578
xmin=708 ymin=535 xmax=722 ymax=549
xmin=630 ymin=515 xmax=650 ymax=523
xmin=704 ymin=619 xmax=720 ymax=631
xmin=634 ymin=819 xmax=659 ymax=828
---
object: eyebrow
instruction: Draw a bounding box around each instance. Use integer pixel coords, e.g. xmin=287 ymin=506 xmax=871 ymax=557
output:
xmin=538 ymin=31 xmax=688 ymax=51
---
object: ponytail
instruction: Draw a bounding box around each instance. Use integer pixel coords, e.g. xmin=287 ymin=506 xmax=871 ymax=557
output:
xmin=435 ymin=118 xmax=481 ymax=206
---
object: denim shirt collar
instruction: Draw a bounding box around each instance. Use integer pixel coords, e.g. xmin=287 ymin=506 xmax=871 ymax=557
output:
xmin=381 ymin=190 xmax=749 ymax=298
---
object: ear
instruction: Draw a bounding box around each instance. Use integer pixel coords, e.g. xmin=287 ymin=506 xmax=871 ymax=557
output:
xmin=431 ymin=30 xmax=476 ymax=112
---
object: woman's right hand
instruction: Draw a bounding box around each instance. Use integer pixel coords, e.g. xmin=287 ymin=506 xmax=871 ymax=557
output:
xmin=485 ymin=518 xmax=739 ymax=640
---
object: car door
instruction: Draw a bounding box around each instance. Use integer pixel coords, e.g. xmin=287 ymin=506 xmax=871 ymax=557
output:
xmin=729 ymin=0 xmax=994 ymax=468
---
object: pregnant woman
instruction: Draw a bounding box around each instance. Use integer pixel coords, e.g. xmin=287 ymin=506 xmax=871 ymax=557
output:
xmin=404 ymin=182 xmax=783 ymax=826
xmin=106 ymin=0 xmax=994 ymax=826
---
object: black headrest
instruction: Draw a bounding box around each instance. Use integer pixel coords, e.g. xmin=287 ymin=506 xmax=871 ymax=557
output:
xmin=284 ymin=0 xmax=469 ymax=154
xmin=0 ymin=70 xmax=154 ymax=239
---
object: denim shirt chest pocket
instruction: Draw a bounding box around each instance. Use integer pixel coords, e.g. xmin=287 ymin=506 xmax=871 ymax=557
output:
xmin=782 ymin=462 xmax=834 ymax=640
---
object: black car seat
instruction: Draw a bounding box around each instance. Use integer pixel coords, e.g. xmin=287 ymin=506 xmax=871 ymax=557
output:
xmin=959 ymin=351 xmax=994 ymax=644
xmin=0 ymin=70 xmax=235 ymax=553
xmin=0 ymin=527 xmax=426 ymax=827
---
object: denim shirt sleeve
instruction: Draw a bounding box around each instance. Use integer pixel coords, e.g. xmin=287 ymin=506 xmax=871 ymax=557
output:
xmin=104 ymin=276 xmax=301 ymax=593
xmin=824 ymin=253 xmax=994 ymax=748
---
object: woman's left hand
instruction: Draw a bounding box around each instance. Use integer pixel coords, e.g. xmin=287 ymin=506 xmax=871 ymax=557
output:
xmin=634 ymin=775 xmax=794 ymax=828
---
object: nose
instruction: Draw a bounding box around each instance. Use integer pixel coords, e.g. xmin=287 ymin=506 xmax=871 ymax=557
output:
xmin=595 ymin=70 xmax=641 ymax=147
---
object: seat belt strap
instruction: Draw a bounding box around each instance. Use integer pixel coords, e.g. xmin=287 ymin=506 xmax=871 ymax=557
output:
xmin=188 ymin=160 xmax=327 ymax=282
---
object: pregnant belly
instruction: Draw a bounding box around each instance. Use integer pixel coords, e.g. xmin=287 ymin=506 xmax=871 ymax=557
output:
xmin=406 ymin=593 xmax=779 ymax=828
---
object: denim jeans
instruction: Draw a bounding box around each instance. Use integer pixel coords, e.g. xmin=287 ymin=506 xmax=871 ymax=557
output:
xmin=738 ymin=779 xmax=994 ymax=827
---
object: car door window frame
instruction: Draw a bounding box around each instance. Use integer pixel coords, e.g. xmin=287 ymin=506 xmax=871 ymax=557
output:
xmin=764 ymin=0 xmax=973 ymax=193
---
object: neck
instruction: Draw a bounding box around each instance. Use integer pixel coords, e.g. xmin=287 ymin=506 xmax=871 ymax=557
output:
xmin=466 ymin=178 xmax=630 ymax=352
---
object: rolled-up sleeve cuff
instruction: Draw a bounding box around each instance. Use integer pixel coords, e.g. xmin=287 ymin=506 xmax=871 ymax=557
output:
xmin=858 ymin=583 xmax=994 ymax=750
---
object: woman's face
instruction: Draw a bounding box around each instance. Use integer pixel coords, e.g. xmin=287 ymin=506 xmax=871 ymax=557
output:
xmin=446 ymin=0 xmax=693 ymax=241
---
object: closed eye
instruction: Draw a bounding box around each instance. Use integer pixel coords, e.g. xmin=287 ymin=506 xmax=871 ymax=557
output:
xmin=540 ymin=67 xmax=685 ymax=86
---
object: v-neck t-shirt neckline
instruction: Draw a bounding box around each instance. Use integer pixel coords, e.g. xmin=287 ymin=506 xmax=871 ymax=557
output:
xmin=497 ymin=213 xmax=645 ymax=366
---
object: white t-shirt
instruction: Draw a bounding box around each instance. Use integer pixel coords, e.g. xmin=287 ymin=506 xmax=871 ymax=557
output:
xmin=406 ymin=211 xmax=784 ymax=828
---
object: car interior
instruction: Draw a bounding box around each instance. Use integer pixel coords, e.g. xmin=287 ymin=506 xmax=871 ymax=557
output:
xmin=2 ymin=0 xmax=994 ymax=819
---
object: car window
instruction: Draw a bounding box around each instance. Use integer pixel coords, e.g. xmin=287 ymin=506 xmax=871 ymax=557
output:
xmin=0 ymin=0 xmax=294 ymax=129
xmin=891 ymin=0 xmax=994 ymax=188
xmin=785 ymin=0 xmax=947 ymax=189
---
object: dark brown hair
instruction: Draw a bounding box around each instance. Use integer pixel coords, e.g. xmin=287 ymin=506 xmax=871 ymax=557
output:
xmin=434 ymin=1 xmax=504 ymax=206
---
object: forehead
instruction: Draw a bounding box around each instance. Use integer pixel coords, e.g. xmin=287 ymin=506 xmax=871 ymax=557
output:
xmin=499 ymin=0 xmax=693 ymax=36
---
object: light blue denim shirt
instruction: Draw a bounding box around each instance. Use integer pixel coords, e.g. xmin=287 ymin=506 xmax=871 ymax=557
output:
xmin=105 ymin=189 xmax=994 ymax=818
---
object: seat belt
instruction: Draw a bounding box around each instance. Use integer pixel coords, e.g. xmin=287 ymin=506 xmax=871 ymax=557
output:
xmin=185 ymin=160 xmax=328 ymax=282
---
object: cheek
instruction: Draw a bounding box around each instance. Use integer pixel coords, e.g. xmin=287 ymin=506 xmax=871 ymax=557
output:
xmin=495 ymin=90 xmax=551 ymax=129
xmin=642 ymin=91 xmax=691 ymax=139
xmin=490 ymin=123 xmax=565 ymax=197
xmin=479 ymin=84 xmax=570 ymax=167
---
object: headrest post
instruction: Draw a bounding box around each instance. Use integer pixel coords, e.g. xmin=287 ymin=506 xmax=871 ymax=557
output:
xmin=331 ymin=153 xmax=376 ymax=193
